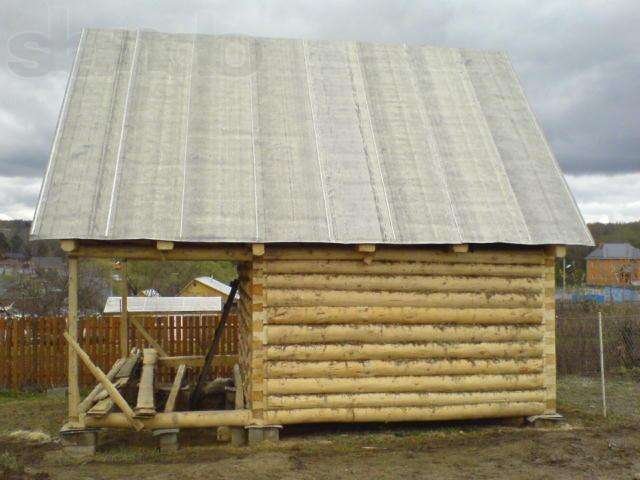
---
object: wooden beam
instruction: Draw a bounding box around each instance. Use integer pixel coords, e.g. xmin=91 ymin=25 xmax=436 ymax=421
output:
xmin=157 ymin=355 xmax=238 ymax=368
xmin=67 ymin=257 xmax=80 ymax=425
xmin=164 ymin=364 xmax=186 ymax=413
xmin=60 ymin=239 xmax=77 ymax=252
xmin=451 ymin=244 xmax=469 ymax=253
xmin=118 ymin=260 xmax=129 ymax=358
xmin=190 ymin=279 xmax=240 ymax=408
xmin=63 ymin=332 xmax=143 ymax=430
xmin=79 ymin=358 xmax=125 ymax=413
xmin=130 ymin=317 xmax=168 ymax=357
xmin=357 ymin=244 xmax=376 ymax=253
xmin=135 ymin=349 xmax=158 ymax=417
xmin=85 ymin=410 xmax=251 ymax=430
xmin=156 ymin=240 xmax=174 ymax=251
xmin=252 ymin=243 xmax=265 ymax=256
xmin=71 ymin=243 xmax=252 ymax=261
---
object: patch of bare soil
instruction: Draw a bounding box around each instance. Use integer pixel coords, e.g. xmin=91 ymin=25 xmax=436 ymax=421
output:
xmin=2 ymin=377 xmax=640 ymax=479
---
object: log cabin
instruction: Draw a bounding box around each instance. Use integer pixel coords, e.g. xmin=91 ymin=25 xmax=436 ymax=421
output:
xmin=30 ymin=29 xmax=593 ymax=450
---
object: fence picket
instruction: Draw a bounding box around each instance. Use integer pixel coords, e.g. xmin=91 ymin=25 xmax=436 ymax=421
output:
xmin=0 ymin=313 xmax=237 ymax=391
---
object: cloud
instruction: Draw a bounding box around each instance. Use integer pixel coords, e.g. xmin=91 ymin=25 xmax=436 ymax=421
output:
xmin=566 ymin=173 xmax=640 ymax=223
xmin=0 ymin=175 xmax=42 ymax=219
xmin=0 ymin=0 xmax=638 ymax=220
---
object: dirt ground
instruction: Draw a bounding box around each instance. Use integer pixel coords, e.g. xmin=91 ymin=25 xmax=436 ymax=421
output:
xmin=1 ymin=376 xmax=639 ymax=480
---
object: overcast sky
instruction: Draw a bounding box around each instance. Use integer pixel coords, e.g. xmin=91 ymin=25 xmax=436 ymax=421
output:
xmin=0 ymin=0 xmax=638 ymax=223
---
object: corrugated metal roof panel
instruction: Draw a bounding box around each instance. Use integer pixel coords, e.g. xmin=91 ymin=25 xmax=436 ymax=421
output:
xmin=104 ymin=296 xmax=222 ymax=313
xmin=31 ymin=29 xmax=593 ymax=246
xmin=586 ymin=243 xmax=640 ymax=259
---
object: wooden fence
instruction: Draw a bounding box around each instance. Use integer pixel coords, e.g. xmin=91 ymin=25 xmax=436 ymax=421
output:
xmin=0 ymin=314 xmax=238 ymax=391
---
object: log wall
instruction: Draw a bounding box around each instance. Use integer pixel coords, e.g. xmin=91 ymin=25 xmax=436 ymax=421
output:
xmin=238 ymin=245 xmax=556 ymax=425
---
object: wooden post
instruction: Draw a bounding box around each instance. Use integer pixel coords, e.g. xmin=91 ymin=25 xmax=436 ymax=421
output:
xmin=68 ymin=257 xmax=80 ymax=424
xmin=119 ymin=260 xmax=129 ymax=358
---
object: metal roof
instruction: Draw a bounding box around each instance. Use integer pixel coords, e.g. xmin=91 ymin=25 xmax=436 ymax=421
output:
xmin=31 ymin=29 xmax=593 ymax=246
xmin=586 ymin=243 xmax=640 ymax=260
xmin=192 ymin=277 xmax=239 ymax=299
xmin=104 ymin=296 xmax=221 ymax=314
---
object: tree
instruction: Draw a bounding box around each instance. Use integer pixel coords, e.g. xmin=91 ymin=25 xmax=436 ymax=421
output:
xmin=0 ymin=232 xmax=9 ymax=254
xmin=5 ymin=268 xmax=67 ymax=316
xmin=127 ymin=261 xmax=237 ymax=296
xmin=9 ymin=232 xmax=25 ymax=254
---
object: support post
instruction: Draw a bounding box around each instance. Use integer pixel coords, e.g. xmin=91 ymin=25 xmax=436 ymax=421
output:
xmin=598 ymin=311 xmax=607 ymax=418
xmin=119 ymin=260 xmax=129 ymax=358
xmin=68 ymin=256 xmax=80 ymax=425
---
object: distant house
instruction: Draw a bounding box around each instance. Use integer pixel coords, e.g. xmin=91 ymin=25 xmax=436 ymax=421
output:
xmin=179 ymin=276 xmax=238 ymax=303
xmin=103 ymin=296 xmax=221 ymax=315
xmin=586 ymin=243 xmax=640 ymax=286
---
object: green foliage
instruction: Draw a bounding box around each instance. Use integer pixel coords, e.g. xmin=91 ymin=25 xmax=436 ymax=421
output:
xmin=0 ymin=232 xmax=9 ymax=254
xmin=127 ymin=261 xmax=237 ymax=296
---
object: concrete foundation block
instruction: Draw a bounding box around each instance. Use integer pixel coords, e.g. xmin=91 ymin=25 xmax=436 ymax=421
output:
xmin=217 ymin=426 xmax=231 ymax=442
xmin=263 ymin=426 xmax=280 ymax=442
xmin=153 ymin=428 xmax=179 ymax=453
xmin=246 ymin=425 xmax=282 ymax=445
xmin=230 ymin=426 xmax=247 ymax=447
xmin=246 ymin=426 xmax=264 ymax=446
xmin=60 ymin=428 xmax=98 ymax=456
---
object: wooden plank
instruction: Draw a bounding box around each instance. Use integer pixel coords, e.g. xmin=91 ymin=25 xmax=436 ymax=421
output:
xmin=233 ymin=364 xmax=244 ymax=409
xmin=134 ymin=348 xmax=158 ymax=417
xmin=79 ymin=358 xmax=126 ymax=413
xmin=164 ymin=364 xmax=186 ymax=413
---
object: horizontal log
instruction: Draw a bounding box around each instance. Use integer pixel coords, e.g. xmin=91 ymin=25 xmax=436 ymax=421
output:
xmin=265 ymin=324 xmax=544 ymax=345
xmin=267 ymin=390 xmax=547 ymax=410
xmin=266 ymin=341 xmax=543 ymax=361
xmin=264 ymin=246 xmax=545 ymax=265
xmin=267 ymin=374 xmax=544 ymax=395
xmin=265 ymin=274 xmax=542 ymax=293
xmin=71 ymin=243 xmax=252 ymax=261
xmin=84 ymin=409 xmax=251 ymax=430
xmin=266 ymin=289 xmax=542 ymax=308
xmin=267 ymin=306 xmax=543 ymax=325
xmin=263 ymin=402 xmax=546 ymax=424
xmin=266 ymin=260 xmax=546 ymax=277
xmin=267 ymin=358 xmax=543 ymax=378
